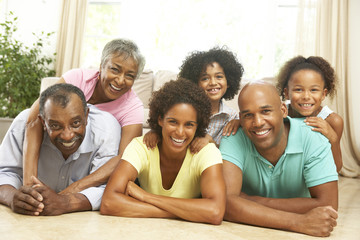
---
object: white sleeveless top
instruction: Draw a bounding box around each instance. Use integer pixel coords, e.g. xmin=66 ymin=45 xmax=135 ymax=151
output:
xmin=317 ymin=105 xmax=334 ymax=120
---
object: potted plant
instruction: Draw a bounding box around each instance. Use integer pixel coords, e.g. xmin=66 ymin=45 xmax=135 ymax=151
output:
xmin=0 ymin=12 xmax=55 ymax=143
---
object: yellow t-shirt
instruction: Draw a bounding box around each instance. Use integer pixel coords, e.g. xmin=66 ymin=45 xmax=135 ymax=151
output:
xmin=122 ymin=136 xmax=223 ymax=199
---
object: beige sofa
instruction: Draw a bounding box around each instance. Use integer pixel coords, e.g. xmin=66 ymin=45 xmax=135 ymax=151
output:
xmin=40 ymin=69 xmax=241 ymax=134
xmin=0 ymin=69 xmax=241 ymax=143
xmin=134 ymin=69 xmax=240 ymax=133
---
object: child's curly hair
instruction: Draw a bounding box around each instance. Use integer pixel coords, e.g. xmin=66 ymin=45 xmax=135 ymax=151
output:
xmin=276 ymin=55 xmax=337 ymax=100
xmin=147 ymin=78 xmax=211 ymax=139
xmin=179 ymin=46 xmax=244 ymax=100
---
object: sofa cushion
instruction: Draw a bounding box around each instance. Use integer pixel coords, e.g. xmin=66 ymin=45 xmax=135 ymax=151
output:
xmin=143 ymin=108 xmax=150 ymax=128
xmin=132 ymin=69 xmax=155 ymax=108
xmin=40 ymin=77 xmax=60 ymax=93
xmin=153 ymin=70 xmax=178 ymax=91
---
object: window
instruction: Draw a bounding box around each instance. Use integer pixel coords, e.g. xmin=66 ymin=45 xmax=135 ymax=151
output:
xmin=0 ymin=0 xmax=5 ymax=21
xmin=82 ymin=0 xmax=122 ymax=69
xmin=0 ymin=0 xmax=59 ymax=56
xmin=83 ymin=0 xmax=298 ymax=79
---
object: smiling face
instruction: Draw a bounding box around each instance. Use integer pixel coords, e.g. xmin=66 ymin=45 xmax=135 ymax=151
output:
xmin=40 ymin=94 xmax=88 ymax=159
xmin=198 ymin=62 xmax=228 ymax=104
xmin=284 ymin=69 xmax=327 ymax=117
xmin=239 ymin=83 xmax=288 ymax=158
xmin=158 ymin=103 xmax=198 ymax=157
xmin=97 ymin=53 xmax=139 ymax=102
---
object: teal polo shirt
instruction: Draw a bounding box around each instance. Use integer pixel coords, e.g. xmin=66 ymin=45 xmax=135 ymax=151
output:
xmin=219 ymin=117 xmax=338 ymax=198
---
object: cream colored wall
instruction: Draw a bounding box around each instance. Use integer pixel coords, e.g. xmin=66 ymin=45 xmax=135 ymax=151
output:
xmin=348 ymin=0 xmax=360 ymax=150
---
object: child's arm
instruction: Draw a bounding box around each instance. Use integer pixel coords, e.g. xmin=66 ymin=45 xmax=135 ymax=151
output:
xmin=304 ymin=114 xmax=344 ymax=172
xmin=190 ymin=134 xmax=215 ymax=153
xmin=222 ymin=119 xmax=241 ymax=136
xmin=143 ymin=130 xmax=160 ymax=149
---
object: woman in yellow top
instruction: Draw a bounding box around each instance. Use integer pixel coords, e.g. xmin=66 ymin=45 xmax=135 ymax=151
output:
xmin=101 ymin=78 xmax=226 ymax=225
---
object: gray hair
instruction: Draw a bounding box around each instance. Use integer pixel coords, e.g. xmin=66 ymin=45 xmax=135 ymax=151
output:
xmin=100 ymin=38 xmax=146 ymax=79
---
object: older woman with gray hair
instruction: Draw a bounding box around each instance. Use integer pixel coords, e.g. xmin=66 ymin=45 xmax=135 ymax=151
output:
xmin=23 ymin=38 xmax=146 ymax=193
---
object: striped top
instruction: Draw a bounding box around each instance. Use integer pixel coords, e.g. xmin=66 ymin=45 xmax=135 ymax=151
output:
xmin=206 ymin=100 xmax=239 ymax=145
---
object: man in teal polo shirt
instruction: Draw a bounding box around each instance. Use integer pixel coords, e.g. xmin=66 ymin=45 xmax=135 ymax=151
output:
xmin=220 ymin=81 xmax=338 ymax=237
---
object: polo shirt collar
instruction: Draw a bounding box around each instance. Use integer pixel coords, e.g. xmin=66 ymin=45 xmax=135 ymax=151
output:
xmin=250 ymin=117 xmax=303 ymax=166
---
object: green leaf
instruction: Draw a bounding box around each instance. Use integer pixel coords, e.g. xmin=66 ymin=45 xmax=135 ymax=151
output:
xmin=0 ymin=12 xmax=56 ymax=118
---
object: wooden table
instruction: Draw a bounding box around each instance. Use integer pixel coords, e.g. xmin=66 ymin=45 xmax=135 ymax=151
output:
xmin=0 ymin=177 xmax=359 ymax=240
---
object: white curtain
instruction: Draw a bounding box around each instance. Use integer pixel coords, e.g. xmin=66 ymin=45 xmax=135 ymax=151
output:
xmin=295 ymin=0 xmax=360 ymax=177
xmin=55 ymin=0 xmax=88 ymax=76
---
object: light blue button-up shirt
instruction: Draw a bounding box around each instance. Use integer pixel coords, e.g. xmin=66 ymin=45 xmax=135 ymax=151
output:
xmin=0 ymin=104 xmax=121 ymax=210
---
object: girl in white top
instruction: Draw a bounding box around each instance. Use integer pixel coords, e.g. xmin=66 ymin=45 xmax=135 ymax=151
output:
xmin=277 ymin=56 xmax=343 ymax=172
xmin=101 ymin=78 xmax=225 ymax=225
